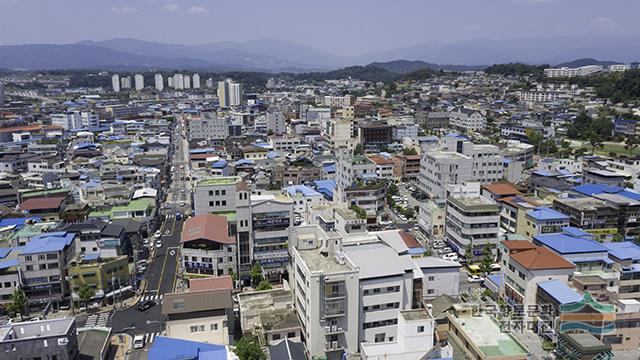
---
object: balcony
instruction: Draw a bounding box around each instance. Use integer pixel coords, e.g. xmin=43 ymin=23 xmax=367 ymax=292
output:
xmin=323 ymin=325 xmax=345 ymax=335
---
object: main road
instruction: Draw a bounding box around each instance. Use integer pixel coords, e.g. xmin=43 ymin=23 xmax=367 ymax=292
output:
xmin=110 ymin=116 xmax=190 ymax=359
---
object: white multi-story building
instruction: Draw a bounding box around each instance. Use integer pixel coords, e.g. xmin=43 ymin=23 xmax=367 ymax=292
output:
xmin=181 ymin=214 xmax=237 ymax=276
xmin=51 ymin=111 xmax=96 ymax=131
xmin=187 ymin=112 xmax=229 ymax=140
xmin=444 ymin=182 xmax=500 ymax=259
xmin=134 ymin=74 xmax=144 ymax=91
xmin=266 ymin=108 xmax=286 ymax=135
xmin=173 ymin=74 xmax=184 ymax=90
xmin=544 ymin=65 xmax=603 ymax=78
xmin=183 ymin=75 xmax=191 ymax=89
xmin=609 ymin=64 xmax=631 ymax=72
xmin=192 ymin=73 xmax=201 ymax=89
xmin=120 ymin=76 xmax=131 ymax=89
xmin=324 ymin=95 xmax=352 ymax=109
xmin=328 ymin=119 xmax=354 ymax=149
xmin=218 ymin=79 xmax=243 ymax=107
xmin=289 ymin=224 xmax=432 ymax=359
xmin=418 ymin=135 xmax=504 ymax=199
xmin=111 ymin=74 xmax=120 ymax=92
xmin=449 ymin=107 xmax=486 ymax=132
xmin=154 ymin=74 xmax=164 ymax=91
xmin=193 ymin=177 xmax=293 ymax=282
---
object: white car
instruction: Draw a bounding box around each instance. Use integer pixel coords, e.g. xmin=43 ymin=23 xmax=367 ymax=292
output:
xmin=154 ymin=230 xmax=162 ymax=238
xmin=133 ymin=335 xmax=146 ymax=349
xmin=468 ymin=275 xmax=484 ymax=283
xmin=442 ymin=253 xmax=459 ymax=261
xmin=156 ymin=240 xmax=163 ymax=248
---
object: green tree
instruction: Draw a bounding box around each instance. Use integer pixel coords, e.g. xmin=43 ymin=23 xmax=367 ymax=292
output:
xmin=7 ymin=289 xmax=27 ymax=319
xmin=79 ymin=283 xmax=95 ymax=311
xmin=464 ymin=244 xmax=474 ymax=263
xmin=525 ymin=129 xmax=544 ymax=154
xmin=354 ymin=143 xmax=364 ymax=155
xmin=350 ymin=205 xmax=367 ymax=219
xmin=478 ymin=245 xmax=494 ymax=276
xmin=256 ymin=280 xmax=272 ymax=291
xmin=625 ymin=136 xmax=640 ymax=155
xmin=233 ymin=336 xmax=266 ymax=360
xmin=387 ymin=183 xmax=399 ymax=196
xmin=229 ymin=268 xmax=238 ymax=286
xmin=612 ymin=233 xmax=625 ymax=242
xmin=250 ymin=263 xmax=263 ymax=287
xmin=402 ymin=147 xmax=418 ymax=156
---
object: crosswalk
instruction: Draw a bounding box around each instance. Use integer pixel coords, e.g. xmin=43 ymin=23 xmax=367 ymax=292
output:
xmin=141 ymin=293 xmax=163 ymax=302
xmin=85 ymin=312 xmax=109 ymax=328
xmin=142 ymin=331 xmax=162 ymax=345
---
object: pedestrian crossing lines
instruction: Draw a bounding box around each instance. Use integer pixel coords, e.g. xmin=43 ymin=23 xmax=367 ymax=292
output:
xmin=166 ymin=214 xmax=174 ymax=219
xmin=143 ymin=331 xmax=161 ymax=345
xmin=141 ymin=293 xmax=163 ymax=302
xmin=85 ymin=312 xmax=110 ymax=328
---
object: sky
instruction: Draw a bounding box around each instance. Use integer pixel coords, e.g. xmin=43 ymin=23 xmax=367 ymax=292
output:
xmin=1 ymin=0 xmax=639 ymax=56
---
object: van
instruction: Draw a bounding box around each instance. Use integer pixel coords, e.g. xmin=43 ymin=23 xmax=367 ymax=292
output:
xmin=133 ymin=335 xmax=145 ymax=349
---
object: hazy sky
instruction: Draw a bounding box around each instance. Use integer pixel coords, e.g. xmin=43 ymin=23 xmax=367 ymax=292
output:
xmin=1 ymin=0 xmax=639 ymax=56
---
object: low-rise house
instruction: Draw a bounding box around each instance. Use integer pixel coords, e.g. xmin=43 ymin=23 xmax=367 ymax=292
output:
xmin=521 ymin=207 xmax=570 ymax=239
xmin=68 ymin=253 xmax=130 ymax=306
xmin=162 ymin=276 xmax=234 ymax=345
xmin=18 ymin=196 xmax=68 ymax=221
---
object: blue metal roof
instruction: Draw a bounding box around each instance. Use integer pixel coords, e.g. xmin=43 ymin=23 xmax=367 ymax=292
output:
xmin=313 ymin=179 xmax=336 ymax=200
xmin=0 ymin=217 xmax=41 ymax=229
xmin=323 ymin=164 xmax=336 ymax=173
xmin=190 ymin=148 xmax=217 ymax=154
xmin=572 ymin=184 xmax=640 ymax=201
xmin=148 ymin=336 xmax=228 ymax=360
xmin=285 ymin=185 xmax=321 ymax=198
xmin=19 ymin=232 xmax=75 ymax=255
xmin=83 ymin=253 xmax=101 ymax=261
xmin=538 ymin=279 xmax=582 ymax=305
xmin=534 ymin=233 xmax=608 ymax=254
xmin=266 ymin=151 xmax=281 ymax=159
xmin=211 ymin=159 xmax=228 ymax=169
xmin=0 ymin=259 xmax=18 ymax=270
xmin=0 ymin=248 xmax=12 ymax=259
xmin=561 ymin=226 xmax=593 ymax=239
xmin=602 ymin=241 xmax=640 ymax=261
xmin=527 ymin=207 xmax=570 ymax=221
xmin=234 ymin=159 xmax=254 ymax=166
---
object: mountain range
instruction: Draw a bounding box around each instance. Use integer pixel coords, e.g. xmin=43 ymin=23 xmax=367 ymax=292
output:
xmin=0 ymin=34 xmax=639 ymax=71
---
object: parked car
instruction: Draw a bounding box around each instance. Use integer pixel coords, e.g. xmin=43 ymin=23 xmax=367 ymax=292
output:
xmin=442 ymin=253 xmax=459 ymax=261
xmin=154 ymin=230 xmax=162 ymax=238
xmin=156 ymin=240 xmax=163 ymax=248
xmin=468 ymin=275 xmax=484 ymax=283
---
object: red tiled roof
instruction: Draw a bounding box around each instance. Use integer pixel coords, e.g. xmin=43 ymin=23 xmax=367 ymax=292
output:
xmin=189 ymin=276 xmax=233 ymax=292
xmin=19 ymin=196 xmax=66 ymax=211
xmin=367 ymin=155 xmax=394 ymax=165
xmin=181 ymin=214 xmax=235 ymax=245
xmin=502 ymin=240 xmax=536 ymax=251
xmin=190 ymin=153 xmax=215 ymax=160
xmin=482 ymin=183 xmax=521 ymax=196
xmin=399 ymin=231 xmax=421 ymax=249
xmin=0 ymin=125 xmax=63 ymax=133
xmin=510 ymin=246 xmax=576 ymax=270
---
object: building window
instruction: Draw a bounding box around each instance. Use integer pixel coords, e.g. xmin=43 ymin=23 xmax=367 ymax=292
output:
xmin=272 ymin=334 xmax=281 ymax=340
xmin=374 ymin=333 xmax=385 ymax=343
xmin=287 ymin=332 xmax=296 ymax=338
xmin=427 ymin=289 xmax=434 ymax=294
xmin=221 ymin=190 xmax=226 ymax=195
xmin=215 ymin=190 xmax=220 ymax=196
xmin=211 ymin=324 xmax=218 ymax=331
xmin=428 ymin=276 xmax=435 ymax=281
xmin=417 ymin=326 xmax=425 ymax=333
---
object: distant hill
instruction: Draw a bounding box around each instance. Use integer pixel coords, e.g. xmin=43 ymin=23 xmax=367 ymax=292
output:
xmin=295 ymin=65 xmax=398 ymax=83
xmin=368 ymin=60 xmax=484 ymax=74
xmin=555 ymin=58 xmax=621 ymax=68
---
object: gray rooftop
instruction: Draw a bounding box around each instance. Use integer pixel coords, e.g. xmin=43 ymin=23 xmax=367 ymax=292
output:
xmin=343 ymin=242 xmax=414 ymax=279
xmin=259 ymin=308 xmax=302 ymax=331
xmin=297 ymin=248 xmax=353 ymax=274
xmin=0 ymin=318 xmax=75 ymax=341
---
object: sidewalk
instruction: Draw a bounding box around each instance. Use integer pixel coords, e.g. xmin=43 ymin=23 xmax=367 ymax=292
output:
xmin=111 ymin=333 xmax=132 ymax=360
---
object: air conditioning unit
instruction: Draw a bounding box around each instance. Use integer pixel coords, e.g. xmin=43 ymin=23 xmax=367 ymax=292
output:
xmin=325 ymin=342 xmax=331 ymax=350
xmin=337 ymin=327 xmax=343 ymax=331
xmin=324 ymin=326 xmax=331 ymax=333
xmin=331 ymin=325 xmax=337 ymax=332
xmin=332 ymin=341 xmax=338 ymax=349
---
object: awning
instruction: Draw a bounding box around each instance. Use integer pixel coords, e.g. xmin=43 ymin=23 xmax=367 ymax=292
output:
xmin=72 ymin=289 xmax=104 ymax=301
xmin=105 ymin=286 xmax=133 ymax=298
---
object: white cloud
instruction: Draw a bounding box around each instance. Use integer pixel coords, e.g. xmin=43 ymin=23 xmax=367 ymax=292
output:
xmin=590 ymin=16 xmax=617 ymax=32
xmin=162 ymin=2 xmax=179 ymax=12
xmin=110 ymin=6 xmax=138 ymax=14
xmin=188 ymin=6 xmax=209 ymax=15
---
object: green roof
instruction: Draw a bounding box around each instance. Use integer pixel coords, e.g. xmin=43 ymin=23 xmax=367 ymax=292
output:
xmin=212 ymin=211 xmax=237 ymax=222
xmin=89 ymin=198 xmax=155 ymax=219
xmin=196 ymin=176 xmax=239 ymax=186
xmin=20 ymin=188 xmax=69 ymax=199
